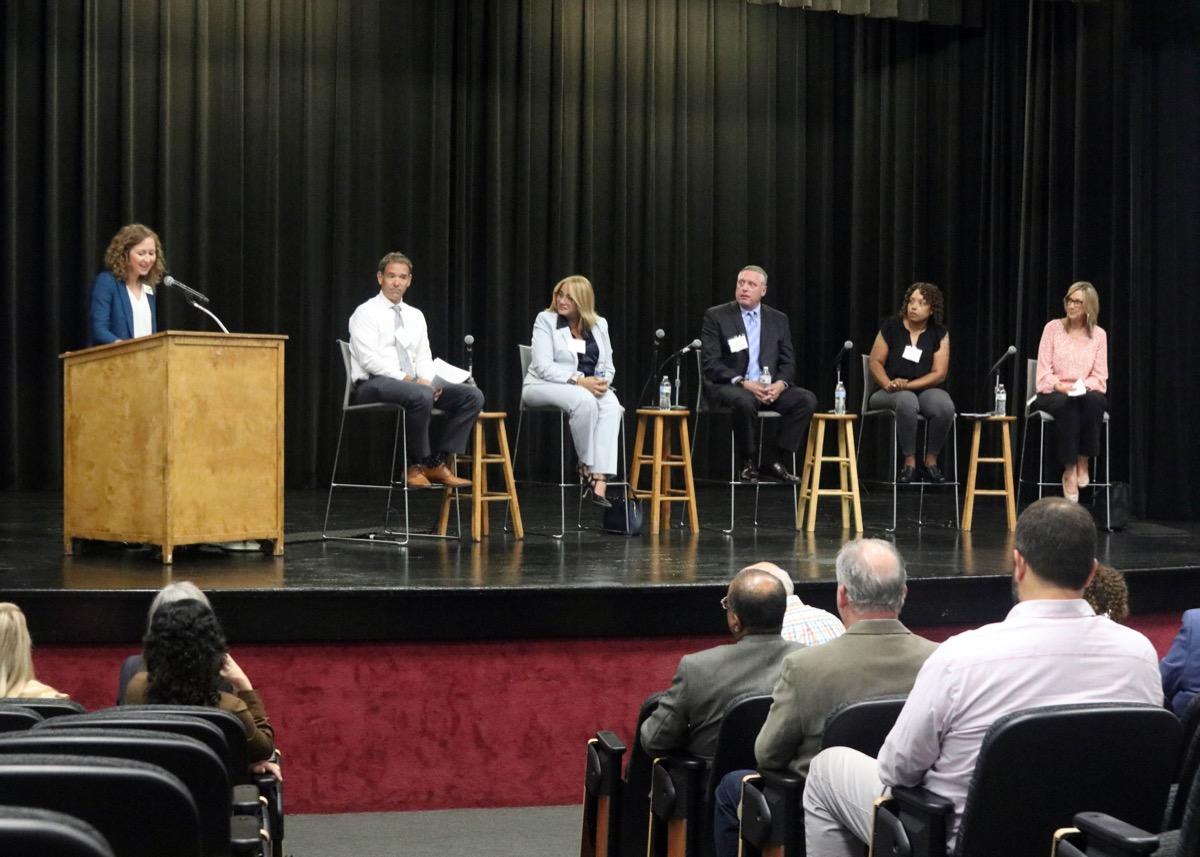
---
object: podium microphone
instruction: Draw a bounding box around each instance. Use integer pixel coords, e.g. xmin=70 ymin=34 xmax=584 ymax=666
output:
xmin=162 ymin=275 xmax=211 ymax=305
xmin=988 ymin=345 xmax=1018 ymax=377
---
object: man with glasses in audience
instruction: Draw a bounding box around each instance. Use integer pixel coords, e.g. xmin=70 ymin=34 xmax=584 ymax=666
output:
xmin=640 ymin=566 xmax=801 ymax=760
xmin=802 ymin=498 xmax=1161 ymax=856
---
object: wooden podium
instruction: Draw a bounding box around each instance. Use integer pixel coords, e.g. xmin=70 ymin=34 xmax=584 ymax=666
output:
xmin=60 ymin=331 xmax=286 ymax=564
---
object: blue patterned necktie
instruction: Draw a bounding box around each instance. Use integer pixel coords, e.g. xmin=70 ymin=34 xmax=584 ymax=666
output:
xmin=745 ymin=310 xmax=761 ymax=381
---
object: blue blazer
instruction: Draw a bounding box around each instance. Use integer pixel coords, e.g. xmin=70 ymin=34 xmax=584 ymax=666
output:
xmin=1161 ymin=608 xmax=1200 ymax=716
xmin=89 ymin=270 xmax=158 ymax=346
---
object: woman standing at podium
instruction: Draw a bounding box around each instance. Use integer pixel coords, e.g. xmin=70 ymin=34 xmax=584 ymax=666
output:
xmin=88 ymin=223 xmax=166 ymax=345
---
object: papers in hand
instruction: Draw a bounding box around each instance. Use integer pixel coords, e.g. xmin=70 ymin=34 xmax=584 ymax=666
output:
xmin=1068 ymin=379 xmax=1086 ymax=397
xmin=430 ymin=358 xmax=471 ymax=390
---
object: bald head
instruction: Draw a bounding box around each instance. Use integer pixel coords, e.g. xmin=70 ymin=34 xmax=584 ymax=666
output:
xmin=835 ymin=538 xmax=907 ymax=614
xmin=743 ymin=562 xmax=795 ymax=597
xmin=727 ymin=567 xmax=787 ymax=633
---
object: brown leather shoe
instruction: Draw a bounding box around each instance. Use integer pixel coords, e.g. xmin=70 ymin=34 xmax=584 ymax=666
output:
xmin=422 ymin=462 xmax=471 ymax=488
xmin=405 ymin=465 xmax=432 ymax=488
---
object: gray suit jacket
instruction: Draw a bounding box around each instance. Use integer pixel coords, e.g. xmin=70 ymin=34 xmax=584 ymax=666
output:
xmin=640 ymin=633 xmax=801 ymax=760
xmin=523 ymin=310 xmax=615 ymax=386
xmin=754 ymin=618 xmax=938 ymax=776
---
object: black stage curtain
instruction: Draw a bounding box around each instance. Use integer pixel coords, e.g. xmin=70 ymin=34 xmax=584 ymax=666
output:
xmin=2 ymin=0 xmax=1197 ymax=519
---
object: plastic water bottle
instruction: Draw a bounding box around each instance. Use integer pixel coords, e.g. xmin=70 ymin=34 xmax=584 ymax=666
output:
xmin=760 ymin=365 xmax=772 ymax=386
xmin=834 ymin=380 xmax=847 ymax=415
xmin=658 ymin=376 xmax=672 ymax=409
xmin=994 ymin=381 xmax=1007 ymax=416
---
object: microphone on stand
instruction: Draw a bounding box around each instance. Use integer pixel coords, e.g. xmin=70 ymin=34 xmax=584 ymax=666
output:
xmin=987 ymin=345 xmax=1018 ymax=377
xmin=671 ymin=340 xmax=701 ymax=408
xmin=641 ymin=328 xmax=668 ymax=407
xmin=677 ymin=339 xmax=702 ymax=357
xmin=463 ymin=334 xmax=475 ymax=381
xmin=654 ymin=328 xmax=665 ymax=345
xmin=162 ymin=275 xmax=211 ymax=305
xmin=984 ymin=345 xmax=1017 ymax=415
xmin=833 ymin=339 xmax=854 ymax=363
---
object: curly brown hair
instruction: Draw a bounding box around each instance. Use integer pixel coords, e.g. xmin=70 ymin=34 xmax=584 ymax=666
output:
xmin=1083 ymin=564 xmax=1129 ymax=622
xmin=104 ymin=223 xmax=166 ymax=286
xmin=898 ymin=282 xmax=945 ymax=325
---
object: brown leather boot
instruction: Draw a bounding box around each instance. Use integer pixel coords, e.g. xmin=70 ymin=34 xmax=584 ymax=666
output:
xmin=422 ymin=461 xmax=471 ymax=488
xmin=405 ymin=465 xmax=432 ymax=488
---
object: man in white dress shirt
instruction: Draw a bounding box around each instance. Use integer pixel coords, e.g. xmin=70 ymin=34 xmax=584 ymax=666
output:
xmin=802 ymin=497 xmax=1162 ymax=856
xmin=348 ymin=252 xmax=483 ymax=488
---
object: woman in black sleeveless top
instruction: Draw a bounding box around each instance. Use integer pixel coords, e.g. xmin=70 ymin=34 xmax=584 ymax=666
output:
xmin=866 ymin=283 xmax=955 ymax=483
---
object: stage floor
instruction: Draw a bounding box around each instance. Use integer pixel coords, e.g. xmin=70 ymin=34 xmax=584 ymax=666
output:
xmin=3 ymin=487 xmax=1199 ymax=643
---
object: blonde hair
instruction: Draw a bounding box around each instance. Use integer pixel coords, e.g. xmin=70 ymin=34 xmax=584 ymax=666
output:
xmin=1061 ymin=281 xmax=1099 ymax=336
xmin=547 ymin=275 xmax=600 ymax=334
xmin=0 ymin=603 xmax=37 ymax=696
xmin=104 ymin=223 xmax=166 ymax=286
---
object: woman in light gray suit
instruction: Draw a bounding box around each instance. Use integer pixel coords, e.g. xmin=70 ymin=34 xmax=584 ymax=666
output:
xmin=522 ymin=275 xmax=622 ymax=507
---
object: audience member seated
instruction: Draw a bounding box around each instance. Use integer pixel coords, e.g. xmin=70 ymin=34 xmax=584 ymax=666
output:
xmin=802 ymin=497 xmax=1162 ymax=856
xmin=712 ymin=540 xmax=937 ymax=857
xmin=124 ymin=599 xmax=276 ymax=764
xmin=753 ymin=562 xmax=845 ymax=647
xmin=1083 ymin=563 xmax=1129 ymax=622
xmin=1162 ymin=607 xmax=1200 ymax=717
xmin=640 ymin=566 xmax=800 ymax=760
xmin=0 ymin=602 xmax=68 ymax=699
xmin=117 ymin=580 xmax=213 ymax=703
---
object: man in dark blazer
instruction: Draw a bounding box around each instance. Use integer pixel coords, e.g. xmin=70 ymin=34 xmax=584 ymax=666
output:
xmin=700 ymin=265 xmax=817 ymax=482
xmin=640 ymin=566 xmax=801 ymax=760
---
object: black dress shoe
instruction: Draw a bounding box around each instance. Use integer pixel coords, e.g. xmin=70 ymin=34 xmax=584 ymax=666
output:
xmin=923 ymin=464 xmax=946 ymax=484
xmin=897 ymin=465 xmax=917 ymax=484
xmin=739 ymin=460 xmax=760 ymax=483
xmin=764 ymin=462 xmax=802 ymax=484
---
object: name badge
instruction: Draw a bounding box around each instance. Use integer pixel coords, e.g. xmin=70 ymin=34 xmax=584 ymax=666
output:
xmin=728 ymin=334 xmax=748 ymax=353
xmin=569 ymin=337 xmax=587 ymax=354
xmin=902 ymin=344 xmax=923 ymax=363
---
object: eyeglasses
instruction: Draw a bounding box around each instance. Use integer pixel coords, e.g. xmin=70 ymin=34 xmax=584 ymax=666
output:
xmin=720 ymin=595 xmax=731 ymax=611
xmin=1066 ymin=298 xmax=1085 ymax=306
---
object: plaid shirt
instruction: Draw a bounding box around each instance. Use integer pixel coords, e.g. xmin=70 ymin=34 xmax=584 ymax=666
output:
xmin=780 ymin=596 xmax=845 ymax=647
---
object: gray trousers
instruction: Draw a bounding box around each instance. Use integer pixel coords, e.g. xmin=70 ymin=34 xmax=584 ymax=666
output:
xmin=803 ymin=747 xmax=887 ymax=857
xmin=867 ymin=388 xmax=955 ymax=457
xmin=352 ymin=377 xmax=485 ymax=460
xmin=521 ymin=384 xmax=622 ymax=475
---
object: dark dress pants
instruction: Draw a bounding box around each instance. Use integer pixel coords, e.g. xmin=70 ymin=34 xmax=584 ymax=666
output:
xmin=1033 ymin=390 xmax=1108 ymax=469
xmin=352 ymin=376 xmax=485 ymax=460
xmin=705 ymin=382 xmax=818 ymax=461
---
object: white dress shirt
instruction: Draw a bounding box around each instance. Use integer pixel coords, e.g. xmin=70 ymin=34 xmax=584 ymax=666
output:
xmin=877 ymin=598 xmax=1161 ymax=840
xmin=128 ymin=285 xmax=153 ymax=339
xmin=348 ymin=292 xmax=434 ymax=383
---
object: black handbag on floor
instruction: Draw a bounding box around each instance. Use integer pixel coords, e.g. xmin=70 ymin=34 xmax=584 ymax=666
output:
xmin=602 ymin=493 xmax=645 ymax=535
xmin=1091 ymin=481 xmax=1130 ymax=530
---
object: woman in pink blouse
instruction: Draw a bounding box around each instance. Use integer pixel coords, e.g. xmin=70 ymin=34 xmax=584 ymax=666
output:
xmin=1034 ymin=281 xmax=1108 ymax=502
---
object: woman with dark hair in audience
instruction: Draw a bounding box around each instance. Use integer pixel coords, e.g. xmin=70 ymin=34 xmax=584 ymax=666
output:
xmin=1083 ymin=564 xmax=1129 ymax=622
xmin=1034 ymin=281 xmax=1108 ymax=502
xmin=124 ymin=599 xmax=275 ymax=763
xmin=867 ymin=283 xmax=955 ymax=483
xmin=0 ymin=602 xmax=69 ymax=699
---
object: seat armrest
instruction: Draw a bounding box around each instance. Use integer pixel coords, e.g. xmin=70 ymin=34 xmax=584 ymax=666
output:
xmin=233 ymin=783 xmax=263 ymax=815
xmin=254 ymin=771 xmax=285 ymax=842
xmin=740 ymin=769 xmax=805 ymax=849
xmin=890 ymin=785 xmax=955 ymax=817
xmin=1072 ymin=812 xmax=1160 ymax=856
xmin=871 ymin=787 xmax=953 ymax=857
xmin=230 ymin=812 xmax=266 ymax=856
xmin=649 ymin=755 xmax=706 ymax=820
xmin=585 ymin=731 xmax=627 ymax=797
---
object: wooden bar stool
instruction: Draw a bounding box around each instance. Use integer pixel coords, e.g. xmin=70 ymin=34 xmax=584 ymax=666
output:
xmin=797 ymin=413 xmax=863 ymax=532
xmin=629 ymin=408 xmax=699 ymax=535
xmin=961 ymin=414 xmax=1016 ymax=531
xmin=437 ymin=412 xmax=524 ymax=541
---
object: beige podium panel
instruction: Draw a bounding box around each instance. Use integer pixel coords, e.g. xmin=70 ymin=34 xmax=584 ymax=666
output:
xmin=61 ymin=331 xmax=286 ymax=564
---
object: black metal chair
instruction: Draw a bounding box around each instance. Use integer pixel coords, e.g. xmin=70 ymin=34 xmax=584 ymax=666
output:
xmin=0 ymin=805 xmax=115 ymax=857
xmin=0 ymin=753 xmax=203 ymax=857
xmin=0 ymin=728 xmax=264 ymax=856
xmin=647 ymin=693 xmax=773 ymax=857
xmin=580 ymin=691 xmax=662 ymax=857
xmin=870 ymin=703 xmax=1180 ymax=857
xmin=856 ymin=355 xmax=960 ymax=531
xmin=0 ymin=705 xmax=42 ymax=733
xmin=739 ymin=694 xmax=908 ymax=857
xmin=0 ymin=698 xmax=86 ymax=719
xmin=1052 ymin=753 xmax=1200 ymax=857
xmin=323 ymin=339 xmax=462 ymax=546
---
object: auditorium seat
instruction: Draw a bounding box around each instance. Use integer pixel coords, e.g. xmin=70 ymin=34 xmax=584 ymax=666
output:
xmin=1164 ymin=695 xmax=1200 ymax=831
xmin=0 ymin=705 xmax=42 ymax=733
xmin=0 ymin=753 xmax=203 ymax=857
xmin=647 ymin=693 xmax=772 ymax=857
xmin=870 ymin=703 xmax=1179 ymax=857
xmin=0 ymin=805 xmax=115 ymax=857
xmin=739 ymin=694 xmax=909 ymax=857
xmin=0 ymin=728 xmax=265 ymax=856
xmin=579 ymin=691 xmax=662 ymax=857
xmin=35 ymin=707 xmax=283 ymax=853
xmin=0 ymin=698 xmax=85 ymax=719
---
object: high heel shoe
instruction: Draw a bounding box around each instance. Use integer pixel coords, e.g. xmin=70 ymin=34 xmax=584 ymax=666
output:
xmin=584 ymin=474 xmax=613 ymax=508
xmin=1062 ymin=473 xmax=1079 ymax=503
xmin=1076 ymin=463 xmax=1090 ymax=489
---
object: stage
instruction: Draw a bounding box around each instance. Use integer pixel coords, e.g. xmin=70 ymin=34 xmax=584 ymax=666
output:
xmin=4 ymin=485 xmax=1200 ymax=645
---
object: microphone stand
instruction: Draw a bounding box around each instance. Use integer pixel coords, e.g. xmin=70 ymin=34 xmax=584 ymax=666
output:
xmin=188 ymin=298 xmax=230 ymax=334
xmin=639 ymin=339 xmax=666 ymax=408
xmin=673 ymin=353 xmax=684 ymax=408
